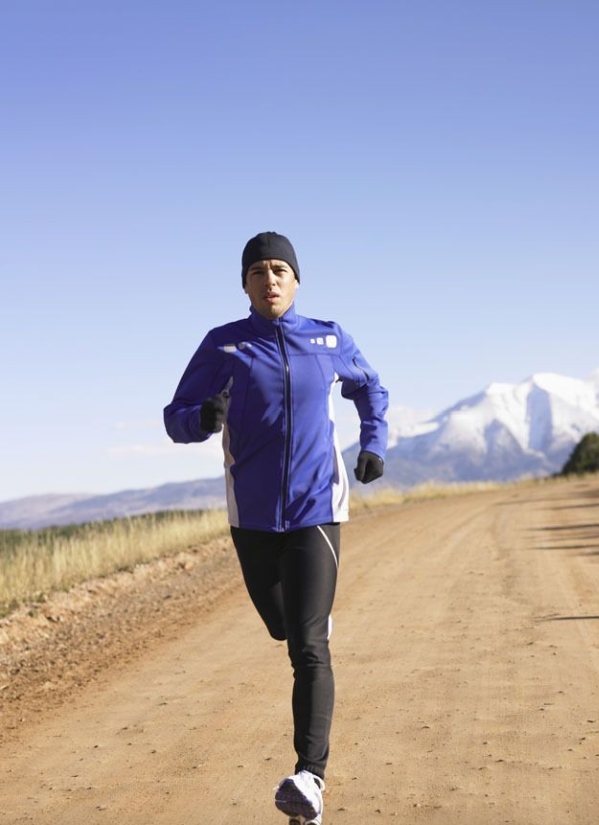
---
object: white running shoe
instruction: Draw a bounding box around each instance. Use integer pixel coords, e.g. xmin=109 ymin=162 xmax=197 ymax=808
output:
xmin=275 ymin=770 xmax=325 ymax=823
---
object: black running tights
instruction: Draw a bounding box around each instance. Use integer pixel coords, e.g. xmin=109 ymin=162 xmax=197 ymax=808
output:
xmin=230 ymin=523 xmax=340 ymax=780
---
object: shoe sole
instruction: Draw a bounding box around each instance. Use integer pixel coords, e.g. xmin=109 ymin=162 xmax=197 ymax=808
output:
xmin=289 ymin=818 xmax=321 ymax=825
xmin=275 ymin=778 xmax=321 ymax=819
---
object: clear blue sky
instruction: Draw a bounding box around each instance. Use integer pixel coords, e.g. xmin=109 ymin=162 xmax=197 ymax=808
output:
xmin=1 ymin=0 xmax=597 ymax=501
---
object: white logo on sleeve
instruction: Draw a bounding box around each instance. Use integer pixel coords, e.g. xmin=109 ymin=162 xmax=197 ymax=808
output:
xmin=219 ymin=341 xmax=253 ymax=353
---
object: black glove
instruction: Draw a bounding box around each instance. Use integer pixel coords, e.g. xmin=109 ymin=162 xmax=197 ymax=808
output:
xmin=354 ymin=450 xmax=384 ymax=484
xmin=199 ymin=394 xmax=228 ymax=434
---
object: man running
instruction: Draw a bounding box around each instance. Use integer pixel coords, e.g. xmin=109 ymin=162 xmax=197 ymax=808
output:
xmin=164 ymin=231 xmax=388 ymax=824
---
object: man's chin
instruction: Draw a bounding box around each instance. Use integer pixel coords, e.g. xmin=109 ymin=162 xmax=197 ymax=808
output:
xmin=253 ymin=298 xmax=293 ymax=320
xmin=262 ymin=301 xmax=285 ymax=318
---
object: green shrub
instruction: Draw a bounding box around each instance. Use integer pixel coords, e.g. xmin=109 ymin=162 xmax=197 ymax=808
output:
xmin=561 ymin=432 xmax=599 ymax=475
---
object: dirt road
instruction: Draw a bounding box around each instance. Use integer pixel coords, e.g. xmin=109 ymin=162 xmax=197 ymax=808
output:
xmin=1 ymin=477 xmax=599 ymax=824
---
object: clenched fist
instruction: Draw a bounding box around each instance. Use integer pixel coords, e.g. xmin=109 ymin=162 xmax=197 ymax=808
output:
xmin=354 ymin=450 xmax=384 ymax=484
xmin=199 ymin=394 xmax=228 ymax=434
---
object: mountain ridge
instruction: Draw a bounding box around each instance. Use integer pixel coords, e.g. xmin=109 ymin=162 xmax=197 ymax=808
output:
xmin=2 ymin=369 xmax=598 ymax=529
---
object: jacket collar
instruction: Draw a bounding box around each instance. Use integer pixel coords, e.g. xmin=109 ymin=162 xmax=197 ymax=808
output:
xmin=249 ymin=303 xmax=299 ymax=334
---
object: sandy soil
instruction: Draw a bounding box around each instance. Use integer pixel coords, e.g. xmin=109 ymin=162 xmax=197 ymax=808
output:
xmin=1 ymin=476 xmax=599 ymax=824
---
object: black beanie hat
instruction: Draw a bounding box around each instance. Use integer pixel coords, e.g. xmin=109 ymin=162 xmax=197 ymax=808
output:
xmin=241 ymin=232 xmax=300 ymax=286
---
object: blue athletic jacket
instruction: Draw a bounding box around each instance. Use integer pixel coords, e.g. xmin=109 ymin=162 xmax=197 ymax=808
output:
xmin=164 ymin=304 xmax=388 ymax=532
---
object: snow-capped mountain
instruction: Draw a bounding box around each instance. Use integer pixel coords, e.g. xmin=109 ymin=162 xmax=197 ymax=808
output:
xmin=375 ymin=370 xmax=599 ymax=489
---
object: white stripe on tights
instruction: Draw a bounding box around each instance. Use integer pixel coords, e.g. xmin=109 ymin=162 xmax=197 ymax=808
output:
xmin=316 ymin=525 xmax=338 ymax=570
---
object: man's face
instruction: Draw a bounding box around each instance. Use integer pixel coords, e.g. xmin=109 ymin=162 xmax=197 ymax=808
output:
xmin=244 ymin=259 xmax=298 ymax=319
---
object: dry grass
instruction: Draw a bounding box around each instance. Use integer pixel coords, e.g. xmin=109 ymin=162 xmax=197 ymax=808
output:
xmin=348 ymin=479 xmax=511 ymax=513
xmin=0 ymin=509 xmax=229 ymax=615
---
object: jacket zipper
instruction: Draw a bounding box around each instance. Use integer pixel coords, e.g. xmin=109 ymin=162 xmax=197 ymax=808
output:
xmin=275 ymin=325 xmax=292 ymax=530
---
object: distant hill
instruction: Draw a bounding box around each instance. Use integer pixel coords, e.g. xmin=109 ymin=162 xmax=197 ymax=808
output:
xmin=2 ymin=369 xmax=598 ymax=530
xmin=0 ymin=478 xmax=225 ymax=530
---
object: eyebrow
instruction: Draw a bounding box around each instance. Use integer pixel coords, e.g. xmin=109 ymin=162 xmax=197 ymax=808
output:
xmin=248 ymin=261 xmax=290 ymax=272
